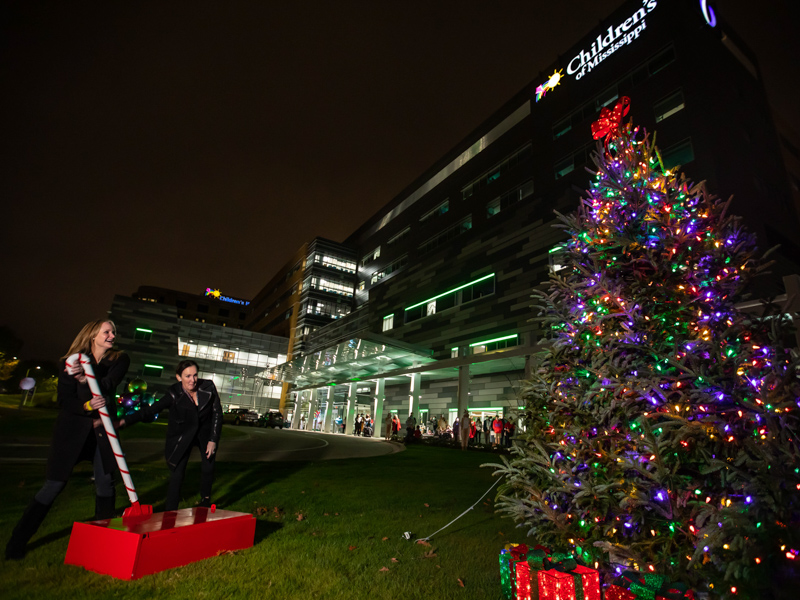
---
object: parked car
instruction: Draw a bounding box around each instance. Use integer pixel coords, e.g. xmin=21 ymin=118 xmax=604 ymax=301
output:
xmin=258 ymin=411 xmax=285 ymax=429
xmin=226 ymin=408 xmax=259 ymax=426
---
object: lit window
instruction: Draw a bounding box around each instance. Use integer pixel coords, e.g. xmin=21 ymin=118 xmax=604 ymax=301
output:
xmin=595 ymin=85 xmax=619 ymax=110
xmin=426 ymin=301 xmax=436 ymax=316
xmin=142 ymin=364 xmax=164 ymax=377
xmin=554 ymin=156 xmax=574 ymax=179
xmin=134 ymin=328 xmax=153 ymax=341
xmin=451 ymin=347 xmax=459 ymax=358
xmin=552 ymin=116 xmax=572 ymax=139
xmin=420 ymin=199 xmax=449 ymax=222
xmin=358 ymin=280 xmax=365 ymax=291
xmin=361 ymin=247 xmax=381 ymax=267
xmin=382 ymin=314 xmax=394 ymax=332
xmin=654 ymin=90 xmax=685 ymax=123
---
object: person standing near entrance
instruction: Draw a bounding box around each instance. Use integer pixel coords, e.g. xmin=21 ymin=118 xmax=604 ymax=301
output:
xmin=384 ymin=413 xmax=393 ymax=440
xmin=460 ymin=410 xmax=471 ymax=451
xmin=474 ymin=417 xmax=482 ymax=444
xmin=405 ymin=413 xmax=416 ymax=443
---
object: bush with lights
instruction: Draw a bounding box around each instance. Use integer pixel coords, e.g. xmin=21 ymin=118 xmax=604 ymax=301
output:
xmin=491 ymin=97 xmax=800 ymax=598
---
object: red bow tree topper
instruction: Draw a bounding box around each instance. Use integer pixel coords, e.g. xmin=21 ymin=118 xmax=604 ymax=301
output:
xmin=591 ymin=96 xmax=631 ymax=142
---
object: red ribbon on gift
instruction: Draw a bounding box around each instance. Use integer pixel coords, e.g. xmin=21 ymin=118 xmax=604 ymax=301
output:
xmin=591 ymin=96 xmax=631 ymax=141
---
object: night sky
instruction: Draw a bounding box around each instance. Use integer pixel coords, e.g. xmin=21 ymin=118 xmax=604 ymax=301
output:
xmin=2 ymin=0 xmax=798 ymax=360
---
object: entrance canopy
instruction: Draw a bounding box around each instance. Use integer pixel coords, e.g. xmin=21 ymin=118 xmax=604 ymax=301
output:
xmin=262 ymin=334 xmax=436 ymax=389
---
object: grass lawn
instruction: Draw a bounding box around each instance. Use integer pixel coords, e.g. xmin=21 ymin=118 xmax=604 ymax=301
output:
xmin=0 ymin=409 xmax=512 ymax=599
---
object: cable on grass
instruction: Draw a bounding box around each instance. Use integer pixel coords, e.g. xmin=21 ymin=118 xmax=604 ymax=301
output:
xmin=413 ymin=475 xmax=504 ymax=543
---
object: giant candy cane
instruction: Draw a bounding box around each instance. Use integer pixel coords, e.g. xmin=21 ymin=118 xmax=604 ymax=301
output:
xmin=66 ymin=353 xmax=151 ymax=516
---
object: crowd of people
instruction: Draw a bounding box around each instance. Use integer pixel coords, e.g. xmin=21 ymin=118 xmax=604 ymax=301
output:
xmin=428 ymin=412 xmax=516 ymax=448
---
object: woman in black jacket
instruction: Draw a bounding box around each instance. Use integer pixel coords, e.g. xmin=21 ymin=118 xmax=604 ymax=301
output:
xmin=123 ymin=359 xmax=222 ymax=510
xmin=5 ymin=319 xmax=130 ymax=560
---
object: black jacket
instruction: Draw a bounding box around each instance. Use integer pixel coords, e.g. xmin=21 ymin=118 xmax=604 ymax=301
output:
xmin=47 ymin=353 xmax=130 ymax=481
xmin=129 ymin=379 xmax=223 ymax=467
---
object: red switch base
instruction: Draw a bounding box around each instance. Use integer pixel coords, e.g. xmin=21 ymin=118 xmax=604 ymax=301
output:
xmin=64 ymin=507 xmax=256 ymax=579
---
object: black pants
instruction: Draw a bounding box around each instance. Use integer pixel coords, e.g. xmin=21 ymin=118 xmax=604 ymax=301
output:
xmin=166 ymin=436 xmax=215 ymax=511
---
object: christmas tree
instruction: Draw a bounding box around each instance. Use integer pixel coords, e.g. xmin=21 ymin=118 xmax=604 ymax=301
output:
xmin=491 ymin=97 xmax=800 ymax=598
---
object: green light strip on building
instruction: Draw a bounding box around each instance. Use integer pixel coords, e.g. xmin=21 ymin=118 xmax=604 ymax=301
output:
xmin=144 ymin=364 xmax=163 ymax=369
xmin=383 ymin=314 xmax=394 ymax=320
xmin=469 ymin=333 xmax=517 ymax=347
xmin=136 ymin=327 xmax=153 ymax=333
xmin=404 ymin=273 xmax=494 ymax=311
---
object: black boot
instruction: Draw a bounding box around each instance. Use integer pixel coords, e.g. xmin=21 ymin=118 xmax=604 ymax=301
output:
xmin=93 ymin=494 xmax=116 ymax=520
xmin=197 ymin=497 xmax=211 ymax=508
xmin=5 ymin=499 xmax=51 ymax=560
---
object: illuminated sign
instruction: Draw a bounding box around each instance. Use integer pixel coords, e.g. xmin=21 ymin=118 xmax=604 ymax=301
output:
xmin=700 ymin=1 xmax=716 ymax=27
xmin=535 ymin=70 xmax=563 ymax=102
xmin=567 ymin=0 xmax=658 ymax=81
xmin=204 ymin=288 xmax=251 ymax=306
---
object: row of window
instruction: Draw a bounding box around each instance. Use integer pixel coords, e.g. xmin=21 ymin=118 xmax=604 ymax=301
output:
xmin=309 ymin=276 xmax=354 ymax=297
xmin=304 ymin=298 xmax=351 ymax=320
xmin=403 ymin=274 xmax=495 ymax=324
xmin=420 ymin=199 xmax=449 ymax=222
xmin=312 ymin=253 xmax=357 ymax=274
xmin=462 ymin=144 xmax=532 ymax=200
xmin=552 ymin=45 xmax=677 ymax=140
xmin=418 ymin=216 xmax=473 ymax=257
xmin=450 ymin=334 xmax=520 ymax=357
xmin=371 ymin=254 xmax=408 ymax=284
xmin=178 ymin=338 xmax=286 ymax=368
xmin=487 ymin=180 xmax=534 ymax=217
xmin=554 ymin=130 xmax=694 ymax=180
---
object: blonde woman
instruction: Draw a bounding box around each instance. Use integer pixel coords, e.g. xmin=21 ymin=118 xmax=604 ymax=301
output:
xmin=6 ymin=319 xmax=130 ymax=560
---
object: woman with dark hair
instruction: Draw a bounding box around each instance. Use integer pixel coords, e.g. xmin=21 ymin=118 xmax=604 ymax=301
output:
xmin=122 ymin=359 xmax=222 ymax=510
xmin=6 ymin=319 xmax=130 ymax=560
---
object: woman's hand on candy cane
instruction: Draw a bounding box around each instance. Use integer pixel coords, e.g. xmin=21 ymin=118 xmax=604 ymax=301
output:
xmin=65 ymin=360 xmax=87 ymax=383
xmin=89 ymin=394 xmax=106 ymax=410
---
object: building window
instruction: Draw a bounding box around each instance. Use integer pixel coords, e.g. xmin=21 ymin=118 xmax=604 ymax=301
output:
xmin=361 ymin=247 xmax=381 ymax=267
xmin=382 ymin=314 xmax=394 ymax=332
xmin=648 ymin=46 xmax=676 ymax=76
xmin=358 ymin=280 xmax=366 ymax=291
xmin=552 ymin=116 xmax=572 ymax=139
xmin=661 ymin=138 xmax=694 ymax=169
xmin=470 ymin=334 xmax=519 ymax=355
xmin=134 ymin=328 xmax=153 ymax=342
xmin=218 ymin=308 xmax=230 ymax=317
xmin=371 ymin=255 xmax=408 ymax=285
xmin=404 ymin=273 xmax=495 ymax=324
xmin=197 ymin=304 xmax=209 ymax=313
xmin=387 ymin=227 xmax=411 ymax=246
xmin=486 ymin=180 xmax=534 ymax=217
xmin=176 ymin=300 xmax=187 ymax=309
xmin=654 ymin=90 xmax=684 ymax=123
xmin=315 ymin=254 xmax=357 ymax=273
xmin=222 ymin=351 xmax=236 ymax=362
xmin=418 ymin=216 xmax=472 ymax=257
xmin=310 ymin=277 xmax=354 ymax=297
xmin=595 ymin=85 xmax=619 ymax=110
xmin=451 ymin=347 xmax=459 ymax=359
xmin=554 ymin=156 xmax=574 ymax=179
xmin=549 ymin=244 xmax=567 ymax=274
xmin=181 ymin=344 xmax=190 ymax=357
xmin=461 ymin=144 xmax=532 ymax=200
xmin=420 ymin=199 xmax=449 ymax=222
xmin=142 ymin=364 xmax=164 ymax=378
